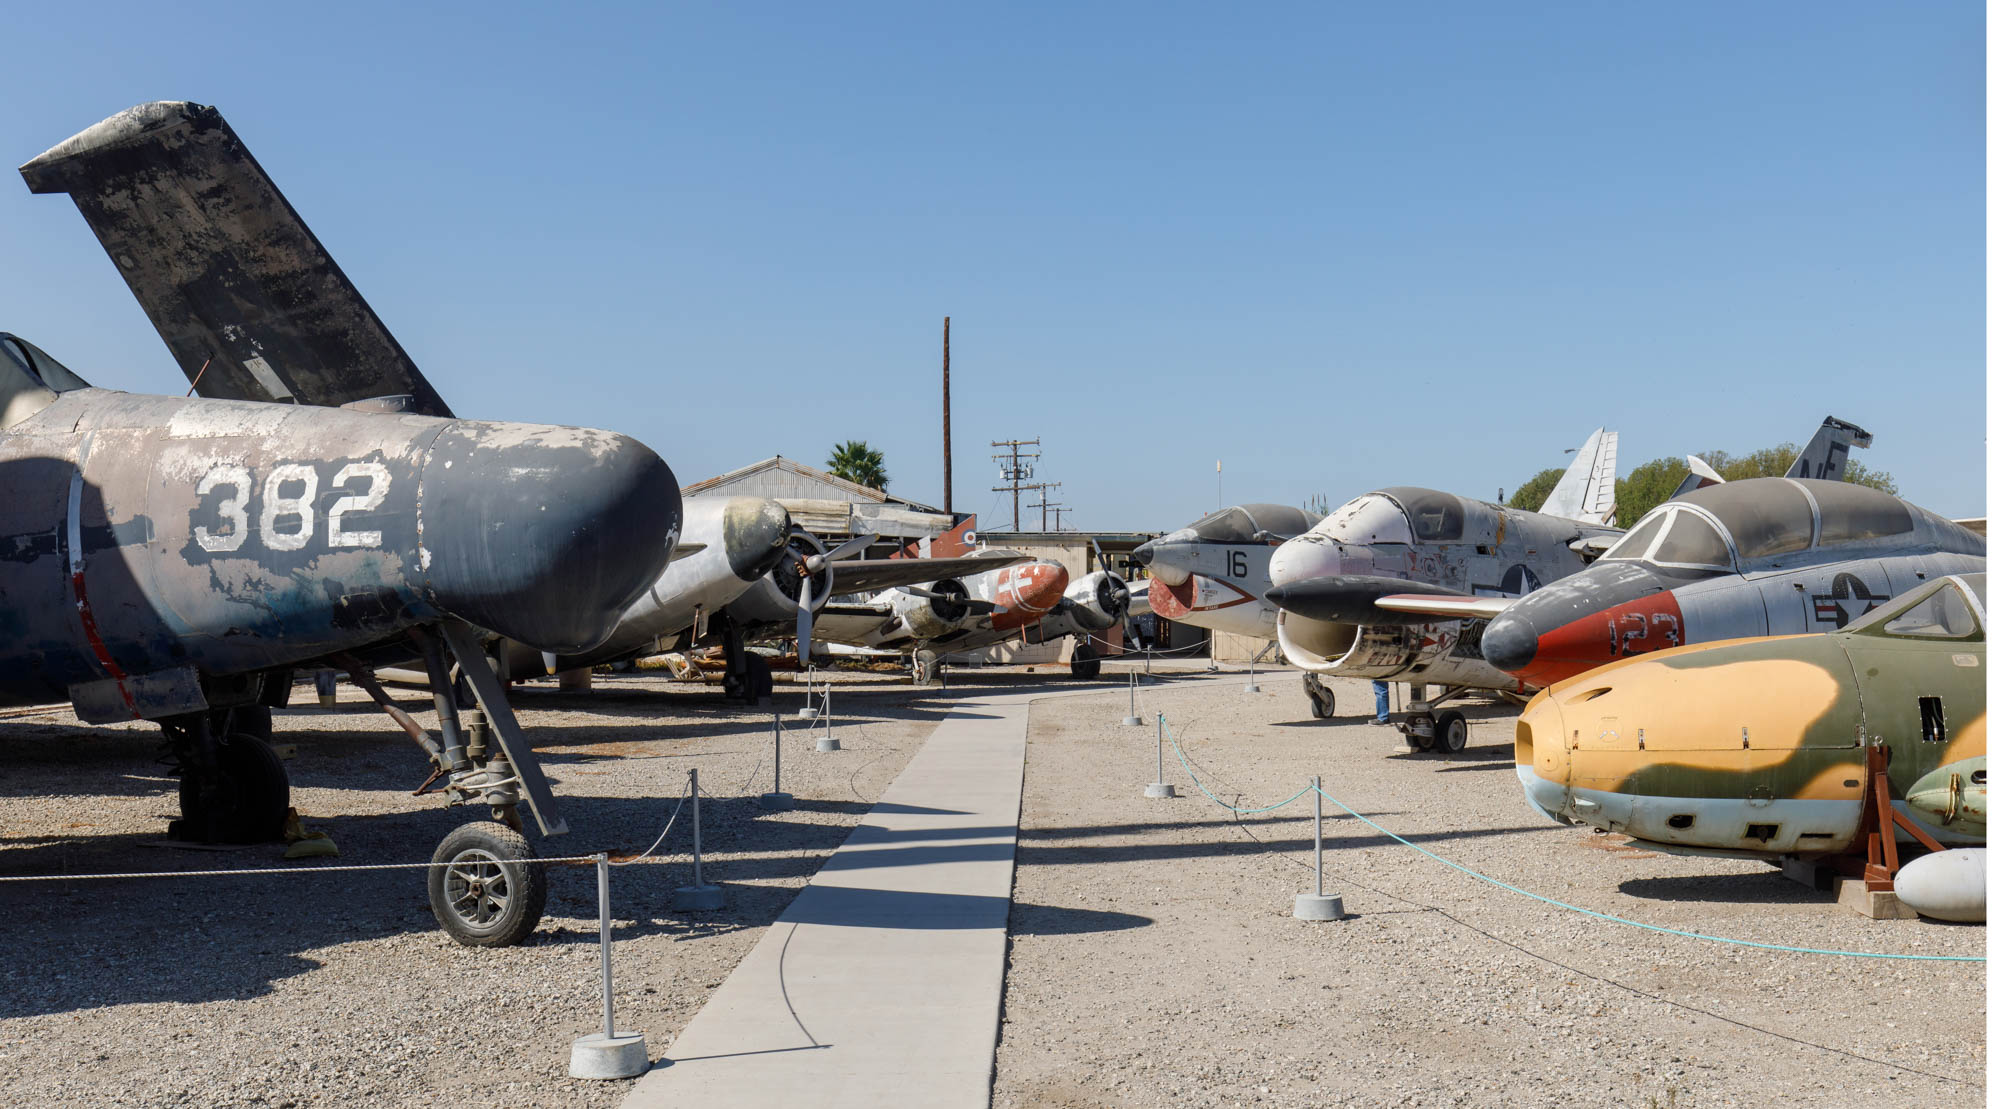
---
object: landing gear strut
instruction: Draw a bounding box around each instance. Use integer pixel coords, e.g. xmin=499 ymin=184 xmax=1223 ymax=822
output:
xmin=340 ymin=622 xmax=571 ymax=947
xmin=1303 ymin=673 xmax=1336 ymax=719
xmin=163 ymin=707 xmax=290 ymax=844
xmin=719 ymin=616 xmax=772 ymax=704
xmin=1398 ymin=686 xmax=1473 ymax=755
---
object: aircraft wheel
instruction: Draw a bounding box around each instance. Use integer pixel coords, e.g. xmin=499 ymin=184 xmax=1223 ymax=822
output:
xmin=1069 ymin=654 xmax=1102 ymax=680
xmin=428 ymin=822 xmax=547 ymax=948
xmin=178 ymin=733 xmax=290 ymax=844
xmin=913 ymin=650 xmax=939 ymax=687
xmin=1304 ymin=675 xmax=1335 ymax=719
xmin=744 ymin=652 xmax=774 ymax=702
xmin=1404 ymin=718 xmax=1436 ymax=752
xmin=1434 ymin=710 xmax=1469 ymax=754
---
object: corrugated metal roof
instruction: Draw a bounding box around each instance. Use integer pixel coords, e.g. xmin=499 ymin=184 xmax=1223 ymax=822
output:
xmin=681 ymin=455 xmax=941 ymax=512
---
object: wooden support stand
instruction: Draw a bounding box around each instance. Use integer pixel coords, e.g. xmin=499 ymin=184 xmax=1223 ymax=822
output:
xmin=1854 ymin=744 xmax=1945 ymax=892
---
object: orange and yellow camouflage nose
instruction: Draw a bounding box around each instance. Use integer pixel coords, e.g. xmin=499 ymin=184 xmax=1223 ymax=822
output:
xmin=1514 ymin=691 xmax=1571 ymax=824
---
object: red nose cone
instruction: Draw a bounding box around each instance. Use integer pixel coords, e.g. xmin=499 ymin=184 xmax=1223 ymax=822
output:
xmin=1509 ymin=591 xmax=1686 ymax=688
xmin=994 ymin=564 xmax=1070 ymax=630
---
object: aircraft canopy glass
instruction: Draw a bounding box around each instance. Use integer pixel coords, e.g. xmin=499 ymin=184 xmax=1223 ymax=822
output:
xmin=1600 ymin=513 xmax=1665 ymax=562
xmin=1801 ymin=479 xmax=1915 ymax=544
xmin=1378 ymin=487 xmax=1465 ymax=541
xmin=1601 ymin=506 xmax=1733 ymax=571
xmin=1849 ymin=574 xmax=1986 ymax=641
xmin=1188 ymin=504 xmax=1318 ymax=543
xmin=1675 ymin=480 xmax=1813 ymax=559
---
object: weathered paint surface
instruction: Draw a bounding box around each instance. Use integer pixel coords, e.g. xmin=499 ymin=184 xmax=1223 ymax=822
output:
xmin=1484 ymin=477 xmax=1986 ymax=684
xmin=0 ymin=388 xmax=678 ymax=719
xmin=1268 ymin=487 xmax=1616 ymax=689
xmin=1514 ymin=574 xmax=1987 ymax=857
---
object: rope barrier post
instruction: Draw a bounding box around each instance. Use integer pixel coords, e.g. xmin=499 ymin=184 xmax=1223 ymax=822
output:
xmin=1121 ymin=669 xmax=1143 ymax=726
xmin=673 ymin=768 xmax=724 ymax=911
xmin=1293 ymin=777 xmax=1343 ymax=922
xmin=1144 ymin=713 xmax=1176 ymax=798
xmin=760 ymin=712 xmax=793 ymax=809
xmin=816 ymin=680 xmax=840 ymax=752
xmin=797 ymin=664 xmax=819 ymax=720
xmin=1143 ymin=646 xmax=1153 ymax=683
xmin=1244 ymin=652 xmax=1261 ymax=693
xmin=569 ymin=853 xmax=649 ymax=1078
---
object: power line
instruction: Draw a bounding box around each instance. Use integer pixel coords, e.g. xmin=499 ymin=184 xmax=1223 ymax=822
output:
xmin=990 ymin=438 xmax=1040 ymax=531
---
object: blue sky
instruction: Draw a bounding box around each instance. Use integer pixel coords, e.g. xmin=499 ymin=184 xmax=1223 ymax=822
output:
xmin=0 ymin=2 xmax=1983 ymax=528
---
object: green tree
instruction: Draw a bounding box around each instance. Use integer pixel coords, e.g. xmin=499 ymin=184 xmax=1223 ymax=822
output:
xmin=826 ymin=440 xmax=889 ymax=491
xmin=1613 ymin=456 xmax=1692 ymax=525
xmin=1505 ymin=467 xmax=1565 ymax=511
xmin=1842 ymin=459 xmax=1898 ymax=495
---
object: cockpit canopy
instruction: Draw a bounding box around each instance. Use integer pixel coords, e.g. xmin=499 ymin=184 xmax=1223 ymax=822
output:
xmin=0 ymin=333 xmax=91 ymax=430
xmin=1603 ymin=477 xmax=1921 ymax=572
xmin=1847 ymin=573 xmax=1985 ymax=641
xmin=1188 ymin=503 xmax=1320 ymax=543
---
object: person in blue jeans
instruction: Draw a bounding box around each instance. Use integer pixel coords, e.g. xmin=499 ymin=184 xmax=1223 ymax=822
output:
xmin=1371 ymin=679 xmax=1390 ymax=725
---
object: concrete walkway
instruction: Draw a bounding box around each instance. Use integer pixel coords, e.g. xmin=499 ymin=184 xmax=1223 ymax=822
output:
xmin=622 ymin=693 xmax=1032 ymax=1109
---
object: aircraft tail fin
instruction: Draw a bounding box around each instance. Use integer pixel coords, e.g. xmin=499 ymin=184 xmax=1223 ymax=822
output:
xmin=20 ymin=102 xmax=452 ymax=416
xmin=1538 ymin=427 xmax=1619 ymax=525
xmin=1669 ymin=455 xmax=1726 ymax=500
xmin=1785 ymin=416 xmax=1872 ymax=482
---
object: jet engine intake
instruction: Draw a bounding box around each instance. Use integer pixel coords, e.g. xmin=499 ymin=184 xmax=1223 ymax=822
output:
xmin=1274 ymin=613 xmax=1419 ymax=678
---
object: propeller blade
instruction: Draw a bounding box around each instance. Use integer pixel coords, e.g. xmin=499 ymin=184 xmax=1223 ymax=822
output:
xmin=796 ymin=574 xmax=815 ymax=659
xmin=805 ymin=532 xmax=877 ymax=573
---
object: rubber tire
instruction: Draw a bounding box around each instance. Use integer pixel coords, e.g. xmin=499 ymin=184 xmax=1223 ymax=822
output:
xmin=913 ymin=650 xmax=940 ymax=687
xmin=744 ymin=652 xmax=774 ymax=702
xmin=1304 ymin=676 xmax=1335 ymax=719
xmin=1405 ymin=719 xmax=1436 ymax=752
xmin=1434 ymin=710 xmax=1469 ymax=754
xmin=178 ymin=733 xmax=290 ymax=844
xmin=1069 ymin=655 xmax=1102 ymax=679
xmin=428 ymin=822 xmax=547 ymax=948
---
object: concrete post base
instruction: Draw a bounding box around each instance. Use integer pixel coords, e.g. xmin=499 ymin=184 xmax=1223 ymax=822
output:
xmin=1121 ymin=716 xmax=1144 ymax=726
xmin=1143 ymin=782 xmax=1177 ymax=799
xmin=672 ymin=883 xmax=725 ymax=912
xmin=758 ymin=792 xmax=794 ymax=810
xmin=1293 ymin=893 xmax=1343 ymax=921
xmin=1243 ymin=683 xmax=1261 ymax=693
xmin=570 ymin=1031 xmax=650 ymax=1079
xmin=796 ymin=707 xmax=819 ymax=720
xmin=816 ymin=736 xmax=841 ymax=753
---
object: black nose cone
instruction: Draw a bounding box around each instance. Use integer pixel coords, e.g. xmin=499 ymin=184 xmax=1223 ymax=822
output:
xmin=1481 ymin=612 xmax=1540 ymax=673
xmin=1131 ymin=540 xmax=1156 ymax=567
xmin=420 ymin=421 xmax=679 ymax=653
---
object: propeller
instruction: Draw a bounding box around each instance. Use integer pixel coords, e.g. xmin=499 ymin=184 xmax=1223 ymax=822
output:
xmin=895 ymin=584 xmax=1005 ymax=615
xmin=784 ymin=532 xmax=878 ymax=660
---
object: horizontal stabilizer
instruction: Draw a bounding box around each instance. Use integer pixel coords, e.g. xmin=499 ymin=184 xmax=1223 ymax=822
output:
xmin=1372 ymin=593 xmax=1518 ymax=620
xmin=832 ymin=552 xmax=1028 ymax=594
xmin=21 ymin=101 xmax=452 ymax=415
xmin=1669 ymin=454 xmax=1726 ymax=500
xmin=1265 ymin=575 xmax=1473 ymax=625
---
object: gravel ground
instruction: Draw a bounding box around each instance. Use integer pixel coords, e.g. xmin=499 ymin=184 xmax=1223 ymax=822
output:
xmin=994 ymin=668 xmax=1986 ymax=1109
xmin=0 ymin=666 xmax=1045 ymax=1108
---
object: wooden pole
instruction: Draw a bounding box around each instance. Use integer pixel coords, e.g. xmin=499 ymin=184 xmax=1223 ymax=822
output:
xmin=942 ymin=317 xmax=952 ymax=515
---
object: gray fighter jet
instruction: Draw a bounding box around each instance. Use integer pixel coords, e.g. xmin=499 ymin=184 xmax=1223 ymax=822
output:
xmin=9 ymin=101 xmax=683 ymax=945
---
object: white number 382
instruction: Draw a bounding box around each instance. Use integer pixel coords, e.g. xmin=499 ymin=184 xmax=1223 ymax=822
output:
xmin=194 ymin=461 xmax=391 ymax=553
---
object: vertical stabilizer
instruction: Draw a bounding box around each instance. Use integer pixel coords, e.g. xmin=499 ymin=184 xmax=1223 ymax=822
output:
xmin=1538 ymin=428 xmax=1619 ymax=525
xmin=1786 ymin=416 xmax=1872 ymax=482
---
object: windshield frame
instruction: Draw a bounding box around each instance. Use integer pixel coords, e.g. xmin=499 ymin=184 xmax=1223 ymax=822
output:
xmin=1600 ymin=504 xmax=1738 ymax=573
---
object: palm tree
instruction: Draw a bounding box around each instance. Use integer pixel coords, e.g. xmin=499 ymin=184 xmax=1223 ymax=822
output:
xmin=826 ymin=440 xmax=889 ymax=491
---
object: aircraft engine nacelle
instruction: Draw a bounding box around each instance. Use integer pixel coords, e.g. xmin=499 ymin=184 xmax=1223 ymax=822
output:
xmin=1063 ymin=571 xmax=1131 ymax=631
xmin=724 ymin=528 xmax=835 ymax=626
xmin=1274 ymin=613 xmax=1423 ymax=678
xmin=894 ymin=577 xmax=972 ymax=639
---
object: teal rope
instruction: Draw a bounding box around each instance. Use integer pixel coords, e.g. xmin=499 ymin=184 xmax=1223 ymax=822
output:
xmin=1161 ymin=716 xmax=1312 ymax=815
xmin=1156 ymin=718 xmax=1983 ymax=962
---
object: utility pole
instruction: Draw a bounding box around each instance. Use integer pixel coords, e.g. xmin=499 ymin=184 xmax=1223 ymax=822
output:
xmin=991 ymin=438 xmax=1040 ymax=531
xmin=1026 ymin=481 xmax=1063 ymax=530
xmin=942 ymin=317 xmax=952 ymax=516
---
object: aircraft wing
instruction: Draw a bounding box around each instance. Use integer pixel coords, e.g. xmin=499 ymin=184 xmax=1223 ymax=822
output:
xmin=20 ymin=101 xmax=454 ymax=416
xmin=830 ymin=552 xmax=1029 ymax=594
xmin=1372 ymin=594 xmax=1517 ymax=620
xmin=810 ymin=602 xmax=897 ymax=644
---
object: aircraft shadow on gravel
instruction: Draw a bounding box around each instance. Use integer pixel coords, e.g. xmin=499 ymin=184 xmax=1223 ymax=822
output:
xmin=1615 ymin=872 xmax=1858 ymax=906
